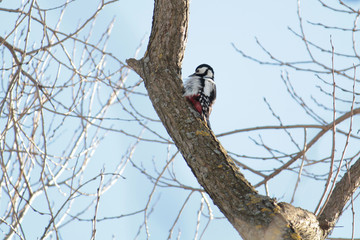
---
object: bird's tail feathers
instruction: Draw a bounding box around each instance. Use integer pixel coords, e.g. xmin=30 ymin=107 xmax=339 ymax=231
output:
xmin=205 ymin=116 xmax=211 ymax=129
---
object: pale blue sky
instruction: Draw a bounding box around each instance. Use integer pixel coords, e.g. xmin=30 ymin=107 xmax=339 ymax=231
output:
xmin=109 ymin=0 xmax=360 ymax=239
xmin=1 ymin=0 xmax=360 ymax=239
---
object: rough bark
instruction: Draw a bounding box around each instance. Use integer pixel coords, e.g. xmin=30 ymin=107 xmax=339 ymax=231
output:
xmin=125 ymin=0 xmax=355 ymax=239
xmin=318 ymin=157 xmax=360 ymax=237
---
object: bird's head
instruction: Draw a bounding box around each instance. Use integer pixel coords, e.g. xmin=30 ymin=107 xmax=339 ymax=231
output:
xmin=189 ymin=64 xmax=214 ymax=79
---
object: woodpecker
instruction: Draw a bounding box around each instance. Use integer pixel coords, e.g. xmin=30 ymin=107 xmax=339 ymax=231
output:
xmin=183 ymin=64 xmax=216 ymax=128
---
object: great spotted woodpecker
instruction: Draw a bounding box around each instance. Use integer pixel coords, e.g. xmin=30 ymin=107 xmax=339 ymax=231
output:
xmin=183 ymin=64 xmax=216 ymax=128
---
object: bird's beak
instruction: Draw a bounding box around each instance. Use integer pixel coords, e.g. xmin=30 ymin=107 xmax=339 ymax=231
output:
xmin=188 ymin=73 xmax=196 ymax=77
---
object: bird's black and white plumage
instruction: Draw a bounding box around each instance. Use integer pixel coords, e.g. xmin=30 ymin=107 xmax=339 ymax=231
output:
xmin=183 ymin=64 xmax=216 ymax=128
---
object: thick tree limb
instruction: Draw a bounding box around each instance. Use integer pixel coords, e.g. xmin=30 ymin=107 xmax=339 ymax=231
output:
xmin=318 ymin=157 xmax=360 ymax=236
xmin=123 ymin=0 xmax=343 ymax=239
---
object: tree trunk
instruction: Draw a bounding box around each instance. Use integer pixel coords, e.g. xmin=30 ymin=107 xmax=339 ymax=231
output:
xmin=126 ymin=0 xmax=359 ymax=239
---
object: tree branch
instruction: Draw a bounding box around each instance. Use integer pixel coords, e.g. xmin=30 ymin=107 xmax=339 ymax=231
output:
xmin=126 ymin=0 xmax=329 ymax=239
xmin=318 ymin=157 xmax=360 ymax=236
